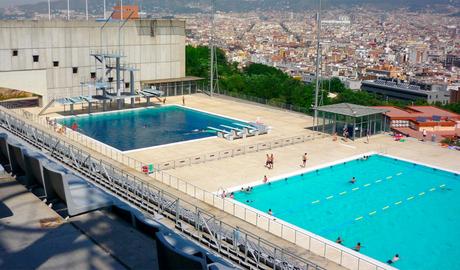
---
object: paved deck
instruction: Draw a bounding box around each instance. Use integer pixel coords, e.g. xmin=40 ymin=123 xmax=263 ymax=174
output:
xmin=163 ymin=133 xmax=460 ymax=193
xmin=0 ymin=176 xmax=159 ymax=270
xmin=19 ymin=95 xmax=460 ymax=269
xmin=29 ymin=94 xmax=315 ymax=165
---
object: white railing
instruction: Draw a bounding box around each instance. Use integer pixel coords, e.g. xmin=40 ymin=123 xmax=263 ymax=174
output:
xmin=156 ymin=132 xmax=329 ymax=170
xmin=153 ymin=169 xmax=394 ymax=270
xmin=9 ymin=107 xmax=147 ymax=172
xmin=4 ymin=105 xmax=392 ymax=270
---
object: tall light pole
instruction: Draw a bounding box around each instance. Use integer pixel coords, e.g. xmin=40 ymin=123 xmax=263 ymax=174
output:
xmin=86 ymin=0 xmax=89 ymax=20
xmin=48 ymin=0 xmax=51 ymax=20
xmin=67 ymin=0 xmax=70 ymax=20
xmin=314 ymin=0 xmax=322 ymax=129
xmin=120 ymin=0 xmax=123 ymax=20
xmin=209 ymin=0 xmax=218 ymax=97
xmin=103 ymin=0 xmax=106 ymax=19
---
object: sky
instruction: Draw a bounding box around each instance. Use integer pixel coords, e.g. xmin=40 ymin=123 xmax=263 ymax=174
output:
xmin=0 ymin=0 xmax=43 ymax=8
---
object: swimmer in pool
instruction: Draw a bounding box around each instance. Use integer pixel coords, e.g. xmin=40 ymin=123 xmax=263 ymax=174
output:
xmin=350 ymin=177 xmax=356 ymax=184
xmin=387 ymin=254 xmax=399 ymax=264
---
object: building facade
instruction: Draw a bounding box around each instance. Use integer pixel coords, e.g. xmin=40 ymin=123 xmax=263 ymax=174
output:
xmin=361 ymin=80 xmax=450 ymax=105
xmin=0 ymin=19 xmax=186 ymax=105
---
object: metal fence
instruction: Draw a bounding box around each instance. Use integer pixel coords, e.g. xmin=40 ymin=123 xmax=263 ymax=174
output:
xmin=4 ymin=106 xmax=147 ymax=173
xmin=200 ymin=84 xmax=313 ymax=115
xmin=151 ymin=170 xmax=391 ymax=270
xmin=0 ymin=105 xmax=327 ymax=270
xmin=157 ymin=132 xmax=329 ymax=170
xmin=0 ymin=105 xmax=392 ymax=270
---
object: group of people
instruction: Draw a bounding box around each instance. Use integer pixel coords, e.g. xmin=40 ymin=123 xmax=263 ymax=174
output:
xmin=265 ymin=154 xmax=274 ymax=169
xmin=241 ymin=186 xmax=253 ymax=193
xmin=335 ymin=237 xmax=399 ymax=265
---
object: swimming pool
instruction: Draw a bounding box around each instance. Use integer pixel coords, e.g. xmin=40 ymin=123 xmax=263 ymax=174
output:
xmin=57 ymin=105 xmax=248 ymax=151
xmin=233 ymin=155 xmax=460 ymax=270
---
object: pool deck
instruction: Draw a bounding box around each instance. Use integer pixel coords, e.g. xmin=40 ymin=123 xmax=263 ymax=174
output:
xmin=30 ymin=94 xmax=315 ymax=165
xmin=19 ymin=93 xmax=460 ymax=270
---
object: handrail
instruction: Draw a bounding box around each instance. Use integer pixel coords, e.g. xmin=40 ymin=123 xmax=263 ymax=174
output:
xmin=0 ymin=105 xmax=327 ymax=270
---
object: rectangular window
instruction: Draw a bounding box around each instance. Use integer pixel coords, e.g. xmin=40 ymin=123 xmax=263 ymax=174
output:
xmin=72 ymin=67 xmax=78 ymax=74
xmin=53 ymin=61 xmax=59 ymax=67
xmin=125 ymin=82 xmax=130 ymax=89
xmin=90 ymin=72 xmax=96 ymax=79
xmin=33 ymin=55 xmax=39 ymax=62
xmin=12 ymin=50 xmax=18 ymax=56
xmin=108 ymin=77 xmax=113 ymax=82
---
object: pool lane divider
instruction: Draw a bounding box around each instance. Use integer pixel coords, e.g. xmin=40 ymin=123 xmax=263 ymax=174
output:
xmin=311 ymin=172 xmax=409 ymax=205
xmin=354 ymin=185 xmax=441 ymax=222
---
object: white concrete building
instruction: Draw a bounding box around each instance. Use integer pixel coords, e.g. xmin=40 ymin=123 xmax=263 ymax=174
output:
xmin=0 ymin=19 xmax=192 ymax=105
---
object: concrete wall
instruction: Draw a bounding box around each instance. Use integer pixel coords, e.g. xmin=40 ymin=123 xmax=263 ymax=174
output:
xmin=0 ymin=19 xmax=185 ymax=104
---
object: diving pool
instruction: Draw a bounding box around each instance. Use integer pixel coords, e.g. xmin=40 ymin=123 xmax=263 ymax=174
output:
xmin=234 ymin=154 xmax=460 ymax=270
xmin=57 ymin=105 xmax=248 ymax=151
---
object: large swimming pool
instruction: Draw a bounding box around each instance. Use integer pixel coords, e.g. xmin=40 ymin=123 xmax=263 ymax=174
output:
xmin=234 ymin=155 xmax=460 ymax=270
xmin=57 ymin=105 xmax=247 ymax=151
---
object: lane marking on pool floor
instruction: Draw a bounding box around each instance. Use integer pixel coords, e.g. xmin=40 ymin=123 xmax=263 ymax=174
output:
xmin=352 ymin=187 xmax=360 ymax=191
xmin=386 ymin=176 xmax=393 ymax=180
xmin=326 ymin=195 xmax=334 ymax=200
xmin=354 ymin=186 xmax=439 ymax=221
xmin=311 ymin=200 xmax=320 ymax=204
xmin=363 ymin=183 xmax=371 ymax=187
xmin=440 ymin=184 xmax=446 ymax=188
xmin=375 ymin=179 xmax=382 ymax=183
xmin=396 ymin=172 xmax=403 ymax=176
xmin=339 ymin=191 xmax=347 ymax=196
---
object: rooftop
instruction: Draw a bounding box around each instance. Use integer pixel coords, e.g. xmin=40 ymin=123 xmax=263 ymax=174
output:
xmin=317 ymin=103 xmax=389 ymax=117
xmin=374 ymin=105 xmax=460 ymax=120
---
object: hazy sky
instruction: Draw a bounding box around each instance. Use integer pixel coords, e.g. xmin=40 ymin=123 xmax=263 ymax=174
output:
xmin=0 ymin=0 xmax=44 ymax=8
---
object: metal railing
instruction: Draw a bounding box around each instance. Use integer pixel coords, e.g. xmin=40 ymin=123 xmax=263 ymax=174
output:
xmin=151 ymin=170 xmax=392 ymax=270
xmin=5 ymin=106 xmax=148 ymax=172
xmin=156 ymin=132 xmax=329 ymax=170
xmin=0 ymin=106 xmax=327 ymax=270
xmin=200 ymin=85 xmax=313 ymax=115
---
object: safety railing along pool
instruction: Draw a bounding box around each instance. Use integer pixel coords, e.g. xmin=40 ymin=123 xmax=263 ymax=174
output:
xmin=0 ymin=105 xmax=327 ymax=270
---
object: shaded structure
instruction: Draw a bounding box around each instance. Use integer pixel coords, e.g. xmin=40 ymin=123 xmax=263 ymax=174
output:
xmin=316 ymin=103 xmax=389 ymax=140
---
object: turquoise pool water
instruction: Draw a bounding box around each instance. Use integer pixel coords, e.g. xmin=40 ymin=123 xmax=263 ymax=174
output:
xmin=234 ymin=155 xmax=460 ymax=270
xmin=57 ymin=105 xmax=247 ymax=151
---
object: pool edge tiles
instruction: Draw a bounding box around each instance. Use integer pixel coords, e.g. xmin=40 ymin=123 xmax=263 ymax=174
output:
xmin=226 ymin=152 xmax=379 ymax=193
xmin=227 ymin=153 xmax=460 ymax=270
xmin=54 ymin=104 xmax=250 ymax=152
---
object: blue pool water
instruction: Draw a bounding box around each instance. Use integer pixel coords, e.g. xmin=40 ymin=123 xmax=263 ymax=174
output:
xmin=57 ymin=105 xmax=247 ymax=151
xmin=234 ymin=155 xmax=460 ymax=270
